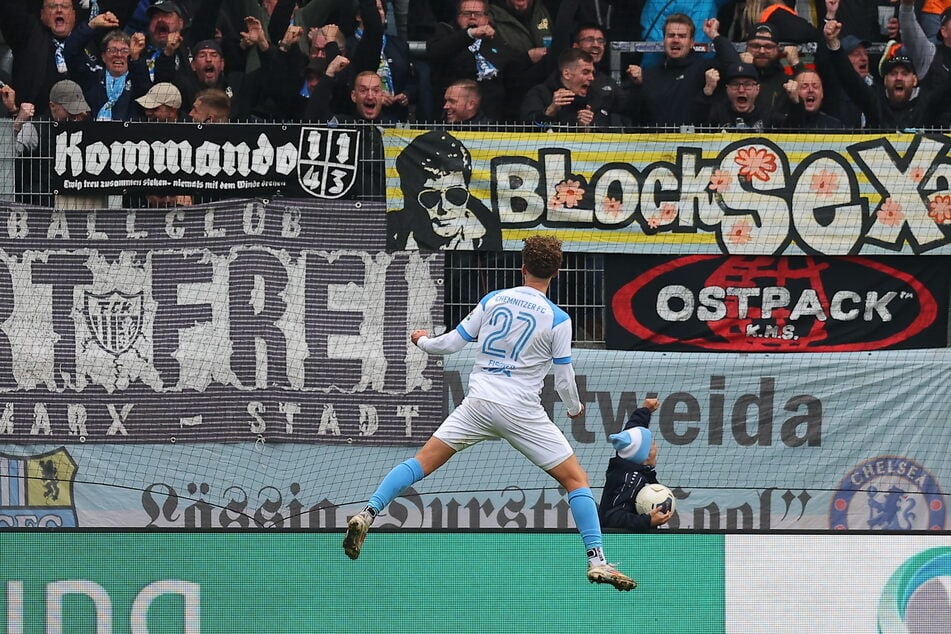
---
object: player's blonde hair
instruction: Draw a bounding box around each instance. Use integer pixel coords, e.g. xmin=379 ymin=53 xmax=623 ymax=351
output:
xmin=522 ymin=235 xmax=562 ymax=279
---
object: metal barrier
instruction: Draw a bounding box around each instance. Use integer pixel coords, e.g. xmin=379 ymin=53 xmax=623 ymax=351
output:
xmin=0 ymin=118 xmax=609 ymax=344
xmin=445 ymin=251 xmax=605 ymax=346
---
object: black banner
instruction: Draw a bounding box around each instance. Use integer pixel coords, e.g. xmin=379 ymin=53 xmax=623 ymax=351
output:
xmin=48 ymin=122 xmax=366 ymax=198
xmin=606 ymin=255 xmax=950 ymax=351
xmin=0 ymin=199 xmax=444 ymax=444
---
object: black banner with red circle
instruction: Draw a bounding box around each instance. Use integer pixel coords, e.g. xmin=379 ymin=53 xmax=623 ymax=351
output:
xmin=606 ymin=255 xmax=950 ymax=351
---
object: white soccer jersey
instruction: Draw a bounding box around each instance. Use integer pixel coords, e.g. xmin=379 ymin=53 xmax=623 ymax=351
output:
xmin=455 ymin=286 xmax=573 ymax=410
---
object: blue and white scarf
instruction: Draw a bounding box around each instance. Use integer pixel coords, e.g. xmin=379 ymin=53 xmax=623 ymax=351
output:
xmin=97 ymin=72 xmax=128 ymax=121
xmin=468 ymin=39 xmax=498 ymax=82
xmin=53 ymin=39 xmax=67 ymax=74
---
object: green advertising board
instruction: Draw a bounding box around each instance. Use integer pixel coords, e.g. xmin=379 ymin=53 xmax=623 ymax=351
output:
xmin=1 ymin=532 xmax=724 ymax=633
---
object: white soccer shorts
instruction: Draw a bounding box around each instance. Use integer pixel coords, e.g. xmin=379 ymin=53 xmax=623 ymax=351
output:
xmin=433 ymin=396 xmax=574 ymax=471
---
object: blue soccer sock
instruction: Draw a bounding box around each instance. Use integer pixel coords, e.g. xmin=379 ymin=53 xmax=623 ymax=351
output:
xmin=367 ymin=458 xmax=424 ymax=514
xmin=567 ymin=487 xmax=606 ymax=566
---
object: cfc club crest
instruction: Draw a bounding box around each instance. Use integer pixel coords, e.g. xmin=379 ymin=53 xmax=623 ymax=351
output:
xmin=297 ymin=127 xmax=360 ymax=198
xmin=830 ymin=456 xmax=946 ymax=530
xmin=84 ymin=290 xmax=144 ymax=355
xmin=0 ymin=448 xmax=78 ymax=527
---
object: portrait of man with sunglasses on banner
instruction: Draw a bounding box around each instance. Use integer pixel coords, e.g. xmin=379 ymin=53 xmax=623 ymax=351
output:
xmin=388 ymin=130 xmax=502 ymax=251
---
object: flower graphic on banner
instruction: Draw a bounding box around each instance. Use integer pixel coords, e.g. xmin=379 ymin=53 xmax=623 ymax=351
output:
xmin=603 ymin=196 xmax=623 ymax=218
xmin=645 ymin=203 xmax=678 ymax=229
xmin=809 ymin=169 xmax=839 ymax=196
xmin=877 ymin=198 xmax=904 ymax=226
xmin=928 ymin=194 xmax=951 ymax=224
xmin=909 ymin=166 xmax=925 ymax=183
xmin=659 ymin=202 xmax=678 ymax=223
xmin=734 ymin=147 xmax=778 ymax=183
xmin=548 ymin=179 xmax=585 ymax=209
xmin=709 ymin=169 xmax=732 ymax=192
xmin=725 ymin=218 xmax=753 ymax=245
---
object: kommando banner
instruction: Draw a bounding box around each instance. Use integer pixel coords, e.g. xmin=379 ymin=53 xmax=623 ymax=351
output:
xmin=0 ymin=199 xmax=443 ymax=444
xmin=382 ymin=128 xmax=951 ymax=255
xmin=46 ymin=122 xmax=367 ymax=198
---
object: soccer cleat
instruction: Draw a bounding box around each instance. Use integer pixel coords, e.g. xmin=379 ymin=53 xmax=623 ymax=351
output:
xmin=342 ymin=510 xmax=373 ymax=560
xmin=587 ymin=563 xmax=637 ymax=591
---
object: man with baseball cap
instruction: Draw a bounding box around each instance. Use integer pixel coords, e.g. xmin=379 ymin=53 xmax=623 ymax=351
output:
xmin=49 ymin=79 xmax=90 ymax=121
xmin=698 ymin=61 xmax=787 ymax=129
xmin=898 ymin=0 xmax=951 ymax=125
xmin=15 ymin=79 xmax=92 ymax=206
xmin=692 ymin=19 xmax=803 ymax=123
xmin=135 ymin=81 xmax=182 ymax=121
xmin=142 ymin=1 xmax=187 ymax=81
xmin=821 ymin=33 xmax=875 ymax=129
xmin=840 ymin=34 xmax=874 ymax=83
xmin=155 ymin=35 xmax=242 ymax=116
xmin=824 ymin=15 xmax=951 ymax=129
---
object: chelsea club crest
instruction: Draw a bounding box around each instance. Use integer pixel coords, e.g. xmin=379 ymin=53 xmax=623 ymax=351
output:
xmin=830 ymin=456 xmax=946 ymax=530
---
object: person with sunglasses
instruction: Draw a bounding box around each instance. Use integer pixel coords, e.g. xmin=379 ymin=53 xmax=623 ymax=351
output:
xmin=387 ymin=129 xmax=501 ymax=251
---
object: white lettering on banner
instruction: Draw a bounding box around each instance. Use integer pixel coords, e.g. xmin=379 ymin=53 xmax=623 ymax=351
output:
xmin=150 ymin=140 xmax=195 ymax=174
xmin=0 ymin=246 xmax=439 ymax=400
xmin=657 ymin=286 xmax=902 ymax=322
xmin=55 ymin=131 xmax=297 ymax=179
xmin=3 ymin=580 xmax=201 ymax=634
xmin=1 ymin=206 xmax=320 ymax=242
xmin=459 ymin=133 xmax=951 ymax=254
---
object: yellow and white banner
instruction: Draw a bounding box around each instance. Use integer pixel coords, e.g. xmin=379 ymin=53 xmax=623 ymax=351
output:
xmin=384 ymin=128 xmax=951 ymax=255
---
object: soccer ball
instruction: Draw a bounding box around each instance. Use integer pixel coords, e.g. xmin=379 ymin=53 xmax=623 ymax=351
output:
xmin=635 ymin=483 xmax=675 ymax=515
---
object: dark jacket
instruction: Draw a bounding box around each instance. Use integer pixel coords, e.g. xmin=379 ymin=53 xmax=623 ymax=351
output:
xmin=783 ymin=106 xmax=847 ymax=131
xmin=702 ymin=100 xmax=788 ymax=131
xmin=635 ymin=51 xmax=713 ymax=126
xmin=0 ymin=0 xmax=78 ymax=114
xmin=756 ymin=3 xmax=823 ymax=43
xmin=65 ymin=24 xmax=151 ymax=121
xmin=425 ymin=22 xmax=536 ymax=122
xmin=599 ymin=406 xmax=659 ymax=532
xmin=753 ymin=59 xmax=806 ymax=115
xmin=923 ymin=44 xmax=951 ymax=127
xmin=520 ymin=72 xmax=623 ymax=129
xmin=487 ymin=0 xmax=552 ymax=54
xmin=827 ymin=46 xmax=951 ymax=130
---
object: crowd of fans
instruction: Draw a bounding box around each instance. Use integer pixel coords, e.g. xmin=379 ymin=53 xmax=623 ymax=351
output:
xmin=1 ymin=0 xmax=950 ymax=133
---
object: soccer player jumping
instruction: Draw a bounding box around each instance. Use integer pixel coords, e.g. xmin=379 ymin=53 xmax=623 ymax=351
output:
xmin=343 ymin=234 xmax=636 ymax=591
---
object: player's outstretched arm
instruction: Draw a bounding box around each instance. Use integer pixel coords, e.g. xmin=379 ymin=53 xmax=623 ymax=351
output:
xmin=412 ymin=328 xmax=469 ymax=355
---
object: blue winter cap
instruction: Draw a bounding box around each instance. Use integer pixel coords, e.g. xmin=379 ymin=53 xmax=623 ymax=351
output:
xmin=609 ymin=426 xmax=653 ymax=464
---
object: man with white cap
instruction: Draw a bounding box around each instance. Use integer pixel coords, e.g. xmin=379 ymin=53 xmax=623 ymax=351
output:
xmin=599 ymin=397 xmax=674 ymax=531
xmin=135 ymin=81 xmax=182 ymax=121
